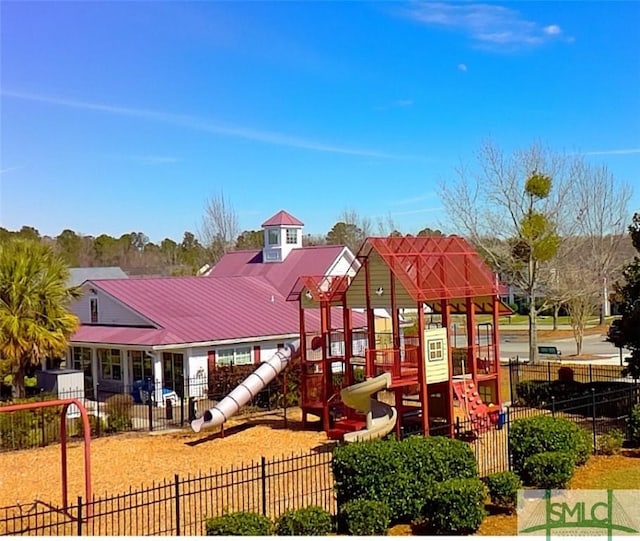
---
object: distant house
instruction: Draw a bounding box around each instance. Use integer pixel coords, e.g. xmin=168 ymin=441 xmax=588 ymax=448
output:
xmin=68 ymin=266 xmax=128 ymax=287
xmin=65 ymin=211 xmax=359 ymax=402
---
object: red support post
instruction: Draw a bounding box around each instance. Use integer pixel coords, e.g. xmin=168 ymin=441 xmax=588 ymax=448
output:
xmin=466 ymin=297 xmax=477 ymax=380
xmin=492 ymin=294 xmax=502 ymax=405
xmin=442 ymin=301 xmax=455 ymax=437
xmin=342 ymin=295 xmax=353 ymax=386
xmin=364 ymin=256 xmax=376 ymax=368
xmin=417 ymin=301 xmax=429 ymax=436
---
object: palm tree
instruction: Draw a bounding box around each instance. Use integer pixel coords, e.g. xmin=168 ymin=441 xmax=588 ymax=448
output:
xmin=0 ymin=239 xmax=80 ymax=398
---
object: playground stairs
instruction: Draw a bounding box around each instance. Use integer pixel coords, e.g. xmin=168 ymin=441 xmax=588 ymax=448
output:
xmin=452 ymin=379 xmax=491 ymax=434
xmin=327 ymin=418 xmax=366 ymax=440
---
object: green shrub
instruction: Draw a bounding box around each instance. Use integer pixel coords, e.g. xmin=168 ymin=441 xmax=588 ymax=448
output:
xmin=509 ymin=416 xmax=591 ymax=475
xmin=0 ymin=396 xmax=60 ymax=450
xmin=628 ymin=405 xmax=640 ymax=445
xmin=275 ymin=506 xmax=332 ymax=536
xmin=75 ymin=414 xmax=106 ymax=437
xmin=597 ymin=429 xmax=624 ymax=455
xmin=339 ymin=499 xmax=391 ymax=536
xmin=523 ymin=451 xmax=575 ymax=488
xmin=205 ymin=512 xmax=272 ymax=536
xmin=485 ymin=471 xmax=522 ymax=511
xmin=422 ymin=478 xmax=487 ymax=534
xmin=105 ymin=394 xmax=133 ymax=432
xmin=332 ymin=435 xmax=476 ymax=523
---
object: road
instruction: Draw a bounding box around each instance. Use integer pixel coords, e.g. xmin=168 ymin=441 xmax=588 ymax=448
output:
xmin=499 ymin=330 xmax=630 ymax=363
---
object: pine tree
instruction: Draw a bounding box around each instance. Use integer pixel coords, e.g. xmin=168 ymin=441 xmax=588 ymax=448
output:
xmin=607 ymin=213 xmax=640 ymax=378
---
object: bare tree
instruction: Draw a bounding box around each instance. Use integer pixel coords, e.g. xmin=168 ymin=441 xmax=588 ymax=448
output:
xmin=440 ymin=141 xmax=575 ymax=363
xmin=570 ymin=160 xmax=632 ymax=324
xmin=554 ymin=255 xmax=600 ymax=354
xmin=199 ymin=191 xmax=239 ymax=264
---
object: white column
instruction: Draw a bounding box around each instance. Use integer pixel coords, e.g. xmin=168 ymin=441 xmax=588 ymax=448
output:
xmin=122 ymin=348 xmax=129 ymax=390
xmin=154 ymin=352 xmax=163 ymax=404
xmin=92 ymin=347 xmax=99 ymax=398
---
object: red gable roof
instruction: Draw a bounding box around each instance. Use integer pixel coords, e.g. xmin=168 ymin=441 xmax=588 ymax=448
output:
xmin=209 ymin=245 xmax=347 ymax=297
xmin=363 ymin=236 xmax=498 ymax=302
xmin=261 ymin=210 xmax=304 ymax=227
xmin=72 ymin=275 xmax=364 ymax=347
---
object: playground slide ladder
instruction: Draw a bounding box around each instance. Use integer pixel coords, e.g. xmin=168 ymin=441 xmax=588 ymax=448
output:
xmin=452 ymin=379 xmax=491 ymax=434
xmin=191 ymin=340 xmax=300 ymax=433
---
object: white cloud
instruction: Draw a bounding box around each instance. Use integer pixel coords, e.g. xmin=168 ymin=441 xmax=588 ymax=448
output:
xmin=0 ymin=166 xmax=23 ymax=175
xmin=2 ymin=90 xmax=402 ymax=159
xmin=390 ymin=206 xmax=443 ymax=217
xmin=403 ymin=3 xmax=567 ymax=50
xmin=395 ymin=99 xmax=414 ymax=107
xmin=458 ymin=63 xmax=468 ymax=72
xmin=543 ymin=24 xmax=562 ymax=36
xmin=391 ymin=193 xmax=434 ymax=206
xmin=582 ymin=148 xmax=640 ymax=156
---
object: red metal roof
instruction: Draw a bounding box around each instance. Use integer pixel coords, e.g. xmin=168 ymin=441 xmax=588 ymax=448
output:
xmin=261 ymin=210 xmax=304 ymax=227
xmin=72 ymin=275 xmax=364 ymax=347
xmin=364 ymin=236 xmax=499 ymax=302
xmin=209 ymin=245 xmax=346 ymax=297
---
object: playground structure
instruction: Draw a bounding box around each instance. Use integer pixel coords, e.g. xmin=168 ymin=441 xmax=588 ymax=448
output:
xmin=289 ymin=235 xmax=507 ymax=441
xmin=0 ymin=398 xmax=93 ymax=513
xmin=190 ymin=234 xmax=506 ymax=443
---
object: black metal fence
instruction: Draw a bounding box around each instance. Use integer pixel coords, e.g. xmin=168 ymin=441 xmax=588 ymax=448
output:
xmin=0 ymin=372 xmax=286 ymax=453
xmin=508 ymin=358 xmax=636 ymax=405
xmin=1 ymin=386 xmax=639 ymax=535
xmin=0 ymin=448 xmax=335 ymax=536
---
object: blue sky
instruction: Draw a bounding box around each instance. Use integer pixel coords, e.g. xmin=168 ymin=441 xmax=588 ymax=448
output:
xmin=1 ymin=1 xmax=639 ymax=243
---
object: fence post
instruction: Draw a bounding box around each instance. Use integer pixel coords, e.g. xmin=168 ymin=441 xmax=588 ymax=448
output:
xmin=508 ymin=358 xmax=514 ymax=403
xmin=591 ymin=388 xmax=597 ymax=453
xmin=41 ymin=408 xmax=46 ymax=447
xmin=261 ymin=456 xmax=267 ymax=516
xmin=547 ymin=362 xmax=551 ymax=382
xmin=506 ymin=407 xmax=512 ymax=471
xmin=180 ymin=392 xmax=185 ymax=427
xmin=174 ymin=474 xmax=181 ymax=536
xmin=148 ymin=393 xmax=153 ymax=432
xmin=96 ymin=385 xmax=101 ymax=438
xmin=589 ymin=365 xmax=593 ymax=385
xmin=77 ymin=495 xmax=83 ymax=536
xmin=551 ymin=396 xmax=556 ymax=418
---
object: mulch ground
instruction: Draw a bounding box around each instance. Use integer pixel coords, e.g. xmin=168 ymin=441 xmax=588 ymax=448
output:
xmin=0 ymin=408 xmax=330 ymax=508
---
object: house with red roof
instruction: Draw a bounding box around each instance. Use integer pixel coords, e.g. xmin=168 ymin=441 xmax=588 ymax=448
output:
xmin=65 ymin=211 xmax=360 ymax=402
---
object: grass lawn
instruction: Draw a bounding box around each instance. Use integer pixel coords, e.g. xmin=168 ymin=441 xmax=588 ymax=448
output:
xmin=475 ymin=451 xmax=640 ymax=536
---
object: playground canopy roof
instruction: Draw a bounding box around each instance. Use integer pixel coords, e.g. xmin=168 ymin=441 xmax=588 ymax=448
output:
xmin=292 ymin=235 xmax=511 ymax=314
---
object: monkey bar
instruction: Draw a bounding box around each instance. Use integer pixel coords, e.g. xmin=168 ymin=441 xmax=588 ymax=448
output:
xmin=0 ymin=398 xmax=92 ymax=513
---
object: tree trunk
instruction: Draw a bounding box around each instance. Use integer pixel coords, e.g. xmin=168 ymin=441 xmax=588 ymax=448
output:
xmin=11 ymin=364 xmax=26 ymax=399
xmin=529 ymin=301 xmax=538 ymax=364
xmin=553 ymin=304 xmax=560 ymax=331
xmin=576 ymin=332 xmax=583 ymax=356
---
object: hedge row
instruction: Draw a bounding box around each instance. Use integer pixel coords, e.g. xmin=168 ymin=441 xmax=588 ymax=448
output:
xmin=332 ymin=435 xmax=477 ymax=523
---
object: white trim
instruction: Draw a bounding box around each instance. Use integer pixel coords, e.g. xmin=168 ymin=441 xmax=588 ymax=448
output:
xmin=70 ymin=332 xmax=299 ymax=351
xmin=324 ymin=246 xmax=359 ymax=276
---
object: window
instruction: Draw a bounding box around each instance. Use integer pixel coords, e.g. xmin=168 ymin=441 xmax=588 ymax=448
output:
xmin=267 ymin=229 xmax=279 ymax=245
xmin=216 ymin=347 xmax=252 ymax=367
xmin=90 ymin=298 xmax=98 ymax=323
xmin=163 ymin=352 xmax=184 ymax=394
xmin=427 ymin=339 xmax=444 ymax=362
xmin=98 ymin=348 xmax=122 ymax=380
xmin=286 ymin=228 xmax=297 ymax=244
xmin=130 ymin=351 xmax=153 ymax=381
xmin=72 ymin=347 xmax=92 ymax=375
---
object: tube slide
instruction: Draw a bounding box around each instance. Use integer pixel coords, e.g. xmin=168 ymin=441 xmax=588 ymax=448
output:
xmin=191 ymin=340 xmax=300 ymax=433
xmin=340 ymin=372 xmax=397 ymax=443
